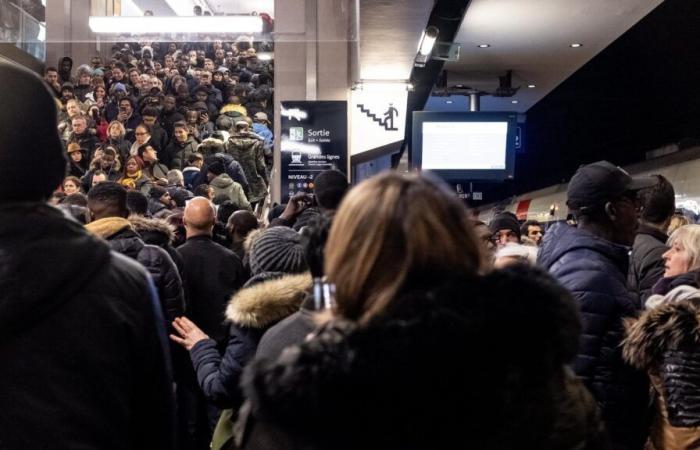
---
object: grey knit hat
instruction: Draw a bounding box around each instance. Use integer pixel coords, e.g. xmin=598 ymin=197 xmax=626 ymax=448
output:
xmin=248 ymin=226 xmax=308 ymax=276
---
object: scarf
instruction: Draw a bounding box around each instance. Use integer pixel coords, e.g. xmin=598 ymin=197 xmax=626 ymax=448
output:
xmin=120 ymin=170 xmax=143 ymax=190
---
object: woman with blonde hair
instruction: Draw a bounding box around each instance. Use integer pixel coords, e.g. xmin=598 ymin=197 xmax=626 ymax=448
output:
xmin=106 ymin=120 xmax=131 ymax=162
xmin=234 ymin=172 xmax=605 ymax=450
xmin=624 ymin=224 xmax=700 ymax=450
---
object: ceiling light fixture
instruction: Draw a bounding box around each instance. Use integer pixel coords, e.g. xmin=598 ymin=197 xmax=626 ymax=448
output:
xmin=354 ymin=80 xmax=414 ymax=92
xmin=569 ymin=43 xmax=583 ymax=48
xmin=527 ymin=84 xmax=536 ymax=88
xmin=511 ymin=100 xmax=519 ymax=104
xmin=414 ymin=26 xmax=439 ymax=67
xmin=477 ymin=44 xmax=490 ymax=48
xmin=88 ymin=15 xmax=264 ymax=34
xmin=446 ymin=100 xmax=453 ymax=104
xmin=257 ymin=52 xmax=273 ymax=61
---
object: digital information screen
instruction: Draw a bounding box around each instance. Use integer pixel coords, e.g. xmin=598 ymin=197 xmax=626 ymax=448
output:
xmin=421 ymin=122 xmax=508 ymax=170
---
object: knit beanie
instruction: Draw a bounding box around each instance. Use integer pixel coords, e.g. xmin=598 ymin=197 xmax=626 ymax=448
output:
xmin=207 ymin=160 xmax=226 ymax=176
xmin=248 ymin=226 xmax=308 ymax=276
xmin=0 ymin=62 xmax=66 ymax=202
xmin=489 ymin=212 xmax=520 ymax=236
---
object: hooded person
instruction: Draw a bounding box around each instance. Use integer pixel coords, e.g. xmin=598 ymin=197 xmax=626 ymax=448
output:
xmin=489 ymin=212 xmax=521 ymax=249
xmin=0 ymin=61 xmax=175 ymax=449
xmin=225 ymin=121 xmax=268 ymax=204
xmin=207 ymin=160 xmax=251 ymax=210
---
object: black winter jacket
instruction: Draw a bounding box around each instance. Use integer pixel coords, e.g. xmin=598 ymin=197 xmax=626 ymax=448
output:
xmin=129 ymin=214 xmax=186 ymax=279
xmin=538 ymin=223 xmax=648 ymax=449
xmin=85 ymin=217 xmax=185 ymax=324
xmin=628 ymin=224 xmax=668 ymax=306
xmin=190 ymin=273 xmax=311 ymax=408
xmin=177 ymin=235 xmax=247 ymax=343
xmin=0 ymin=204 xmax=175 ymax=449
xmin=239 ymin=266 xmax=608 ymax=450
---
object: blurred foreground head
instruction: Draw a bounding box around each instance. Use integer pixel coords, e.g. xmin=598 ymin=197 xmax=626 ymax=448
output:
xmin=0 ymin=62 xmax=66 ymax=202
xmin=325 ymin=172 xmax=483 ymax=324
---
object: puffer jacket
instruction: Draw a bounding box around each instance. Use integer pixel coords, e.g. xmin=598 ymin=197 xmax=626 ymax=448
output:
xmin=538 ymin=223 xmax=648 ymax=449
xmin=239 ymin=266 xmax=608 ymax=450
xmin=225 ymin=132 xmax=268 ymax=202
xmin=165 ymin=137 xmax=198 ymax=170
xmin=210 ymin=173 xmax=251 ymax=210
xmin=623 ymin=287 xmax=700 ymax=450
xmin=0 ymin=203 xmax=175 ymax=449
xmin=190 ymin=272 xmax=312 ymax=409
xmin=85 ymin=217 xmax=185 ymax=324
xmin=628 ymin=224 xmax=669 ymax=306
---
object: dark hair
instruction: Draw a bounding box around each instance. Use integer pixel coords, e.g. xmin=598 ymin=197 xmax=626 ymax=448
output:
xmin=313 ymin=170 xmax=349 ymax=210
xmin=87 ymin=181 xmax=127 ymax=212
xmin=301 ymin=214 xmax=333 ymax=278
xmin=136 ymin=143 xmax=153 ymax=159
xmin=113 ymin=62 xmax=126 ymax=72
xmin=102 ymin=147 xmax=117 ymax=158
xmin=194 ymin=184 xmax=211 ymax=197
xmin=173 ymin=120 xmax=188 ymax=130
xmin=62 ymin=192 xmax=88 ymax=207
xmin=217 ymin=200 xmax=239 ymax=223
xmin=212 ymin=193 xmax=230 ymax=206
xmin=92 ymin=170 xmax=106 ymax=178
xmin=141 ymin=106 xmax=159 ymax=118
xmin=639 ymin=175 xmax=675 ymax=224
xmin=126 ymin=190 xmax=149 ymax=215
xmin=45 ymin=66 xmax=58 ymax=74
xmin=520 ymin=220 xmax=542 ymax=237
xmin=267 ymin=203 xmax=285 ymax=222
xmin=187 ymin=152 xmax=203 ymax=164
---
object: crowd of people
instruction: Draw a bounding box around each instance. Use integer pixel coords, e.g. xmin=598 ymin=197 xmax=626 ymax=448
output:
xmin=5 ymin=34 xmax=700 ymax=450
xmin=45 ymin=36 xmax=273 ymax=228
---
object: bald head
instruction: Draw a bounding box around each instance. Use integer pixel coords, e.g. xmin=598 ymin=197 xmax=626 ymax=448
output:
xmin=184 ymin=196 xmax=216 ymax=238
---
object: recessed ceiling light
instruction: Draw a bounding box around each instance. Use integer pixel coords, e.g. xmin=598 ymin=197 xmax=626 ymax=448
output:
xmin=445 ymin=100 xmax=453 ymax=104
xmin=511 ymin=100 xmax=519 ymax=104
xmin=477 ymin=44 xmax=490 ymax=48
xmin=527 ymin=84 xmax=536 ymax=89
xmin=570 ymin=43 xmax=583 ymax=48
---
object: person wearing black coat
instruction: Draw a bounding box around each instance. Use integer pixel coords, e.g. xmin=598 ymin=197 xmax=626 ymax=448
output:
xmin=130 ymin=213 xmax=186 ymax=278
xmin=86 ymin=183 xmax=185 ymax=325
xmin=0 ymin=61 xmax=175 ymax=450
xmin=628 ymin=175 xmax=676 ymax=306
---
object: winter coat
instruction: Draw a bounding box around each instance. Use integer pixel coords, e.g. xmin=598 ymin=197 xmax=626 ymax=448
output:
xmin=129 ymin=214 xmax=185 ymax=279
xmin=166 ymin=137 xmax=198 ymax=170
xmin=225 ymin=132 xmax=268 ymax=202
xmin=147 ymin=197 xmax=171 ymax=219
xmin=252 ymin=123 xmax=273 ymax=155
xmin=238 ymin=266 xmax=608 ymax=450
xmin=629 ymin=224 xmax=669 ymax=306
xmin=538 ymin=223 xmax=648 ymax=449
xmin=145 ymin=161 xmax=170 ymax=181
xmin=204 ymin=153 xmax=250 ymax=195
xmin=210 ymin=173 xmax=251 ymax=210
xmin=255 ymin=294 xmax=317 ymax=361
xmin=0 ymin=203 xmax=175 ymax=449
xmin=85 ymin=217 xmax=185 ymax=324
xmin=190 ymin=273 xmax=312 ymax=408
xmin=108 ymin=137 xmax=132 ymax=164
xmin=160 ymin=109 xmax=185 ymax=137
xmin=80 ymin=166 xmax=121 ymax=193
xmin=69 ymin=131 xmax=100 ymax=161
xmin=623 ymin=287 xmax=700 ymax=450
xmin=176 ymin=235 xmax=247 ymax=344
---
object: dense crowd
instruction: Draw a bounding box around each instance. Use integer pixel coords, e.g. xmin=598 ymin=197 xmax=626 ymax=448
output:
xmin=4 ymin=37 xmax=700 ymax=450
xmin=45 ymin=36 xmax=273 ymax=226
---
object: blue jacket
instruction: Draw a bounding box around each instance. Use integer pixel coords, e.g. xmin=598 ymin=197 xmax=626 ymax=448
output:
xmin=538 ymin=223 xmax=648 ymax=449
xmin=189 ymin=273 xmax=311 ymax=408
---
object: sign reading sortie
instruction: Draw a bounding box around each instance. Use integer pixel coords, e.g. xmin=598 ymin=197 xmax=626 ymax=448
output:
xmin=280 ymin=101 xmax=348 ymax=203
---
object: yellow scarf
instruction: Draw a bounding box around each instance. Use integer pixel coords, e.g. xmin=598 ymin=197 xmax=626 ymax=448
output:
xmin=120 ymin=169 xmax=143 ymax=190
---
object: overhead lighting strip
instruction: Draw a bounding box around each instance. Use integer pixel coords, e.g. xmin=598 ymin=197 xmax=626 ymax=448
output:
xmin=88 ymin=15 xmax=264 ymax=34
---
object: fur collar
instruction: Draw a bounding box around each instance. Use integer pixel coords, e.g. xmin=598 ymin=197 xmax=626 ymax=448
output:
xmin=85 ymin=217 xmax=132 ymax=239
xmin=623 ymin=299 xmax=700 ymax=370
xmin=225 ymin=272 xmax=312 ymax=329
xmin=128 ymin=214 xmax=175 ymax=241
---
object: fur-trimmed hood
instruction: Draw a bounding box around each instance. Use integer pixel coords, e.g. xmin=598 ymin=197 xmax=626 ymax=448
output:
xmin=226 ymin=272 xmax=312 ymax=329
xmin=128 ymin=214 xmax=175 ymax=244
xmin=623 ymin=293 xmax=700 ymax=370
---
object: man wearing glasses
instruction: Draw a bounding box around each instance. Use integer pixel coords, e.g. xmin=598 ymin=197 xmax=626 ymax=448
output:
xmin=537 ymin=160 xmax=655 ymax=450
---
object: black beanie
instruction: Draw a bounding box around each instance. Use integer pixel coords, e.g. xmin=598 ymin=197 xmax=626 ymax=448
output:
xmin=249 ymin=226 xmax=308 ymax=276
xmin=489 ymin=212 xmax=520 ymax=236
xmin=208 ymin=161 xmax=226 ymax=176
xmin=0 ymin=62 xmax=66 ymax=202
xmin=149 ymin=185 xmax=167 ymax=199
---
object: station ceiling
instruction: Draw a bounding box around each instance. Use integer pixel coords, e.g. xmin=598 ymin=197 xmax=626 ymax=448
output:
xmin=440 ymin=0 xmax=663 ymax=112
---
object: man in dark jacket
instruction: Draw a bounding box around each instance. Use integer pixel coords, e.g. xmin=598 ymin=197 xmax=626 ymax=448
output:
xmin=628 ymin=175 xmax=675 ymax=306
xmin=68 ymin=115 xmax=100 ymax=160
xmin=0 ymin=61 xmax=175 ymax=449
xmin=538 ymin=160 xmax=655 ymax=450
xmin=86 ymin=182 xmax=185 ymax=325
xmin=166 ymin=121 xmax=199 ymax=170
xmin=160 ymin=94 xmax=185 ymax=138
